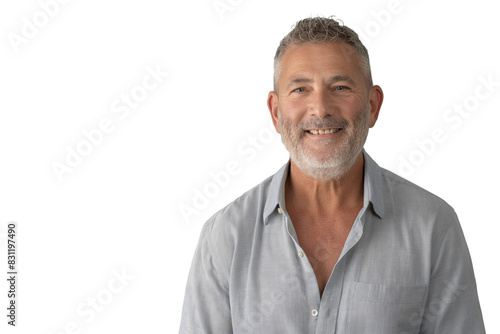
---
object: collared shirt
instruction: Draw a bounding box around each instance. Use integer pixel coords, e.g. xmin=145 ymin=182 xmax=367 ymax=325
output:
xmin=179 ymin=151 xmax=485 ymax=334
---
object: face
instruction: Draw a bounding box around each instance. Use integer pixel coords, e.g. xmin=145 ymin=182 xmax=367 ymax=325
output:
xmin=268 ymin=42 xmax=383 ymax=180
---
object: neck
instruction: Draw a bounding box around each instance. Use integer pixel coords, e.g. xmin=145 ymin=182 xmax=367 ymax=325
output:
xmin=285 ymin=153 xmax=365 ymax=214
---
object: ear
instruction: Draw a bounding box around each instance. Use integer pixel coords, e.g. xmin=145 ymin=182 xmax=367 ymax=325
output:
xmin=267 ymin=91 xmax=280 ymax=133
xmin=368 ymin=85 xmax=384 ymax=128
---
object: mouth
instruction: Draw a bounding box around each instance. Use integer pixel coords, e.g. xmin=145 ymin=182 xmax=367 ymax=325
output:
xmin=306 ymin=128 xmax=342 ymax=135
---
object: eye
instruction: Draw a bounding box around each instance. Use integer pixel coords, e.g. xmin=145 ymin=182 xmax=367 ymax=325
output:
xmin=335 ymin=86 xmax=348 ymax=91
xmin=293 ymin=87 xmax=305 ymax=93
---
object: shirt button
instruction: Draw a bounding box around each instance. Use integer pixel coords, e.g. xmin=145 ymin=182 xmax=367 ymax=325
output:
xmin=277 ymin=207 xmax=282 ymax=214
xmin=311 ymin=309 xmax=319 ymax=317
xmin=298 ymin=251 xmax=304 ymax=258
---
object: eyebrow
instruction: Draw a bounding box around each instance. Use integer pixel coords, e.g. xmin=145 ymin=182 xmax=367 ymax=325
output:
xmin=329 ymin=75 xmax=355 ymax=85
xmin=285 ymin=74 xmax=355 ymax=91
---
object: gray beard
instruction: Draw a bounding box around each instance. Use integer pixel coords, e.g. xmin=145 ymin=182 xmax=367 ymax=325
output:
xmin=278 ymin=105 xmax=370 ymax=181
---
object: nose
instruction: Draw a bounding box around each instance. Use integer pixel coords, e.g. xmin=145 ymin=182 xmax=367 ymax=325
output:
xmin=309 ymin=88 xmax=334 ymax=118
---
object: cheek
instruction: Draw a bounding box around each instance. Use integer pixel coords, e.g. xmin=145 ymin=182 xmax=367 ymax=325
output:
xmin=280 ymin=101 xmax=308 ymax=124
xmin=278 ymin=114 xmax=304 ymax=140
xmin=340 ymin=98 xmax=367 ymax=119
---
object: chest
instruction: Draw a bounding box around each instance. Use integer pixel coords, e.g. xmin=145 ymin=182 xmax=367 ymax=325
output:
xmin=287 ymin=209 xmax=360 ymax=296
xmin=230 ymin=208 xmax=431 ymax=333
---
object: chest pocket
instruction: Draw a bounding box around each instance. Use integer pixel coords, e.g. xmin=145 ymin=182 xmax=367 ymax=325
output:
xmin=347 ymin=282 xmax=426 ymax=334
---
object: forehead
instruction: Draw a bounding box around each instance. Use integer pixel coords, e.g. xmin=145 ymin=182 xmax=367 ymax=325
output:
xmin=279 ymin=42 xmax=363 ymax=81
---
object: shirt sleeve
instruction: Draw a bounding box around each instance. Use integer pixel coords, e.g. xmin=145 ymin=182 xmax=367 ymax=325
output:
xmin=179 ymin=219 xmax=233 ymax=334
xmin=420 ymin=209 xmax=485 ymax=333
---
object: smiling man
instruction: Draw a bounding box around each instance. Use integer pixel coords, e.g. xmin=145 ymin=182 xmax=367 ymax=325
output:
xmin=179 ymin=17 xmax=485 ymax=333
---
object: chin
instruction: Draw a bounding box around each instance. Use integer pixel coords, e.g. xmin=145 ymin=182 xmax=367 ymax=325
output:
xmin=299 ymin=165 xmax=350 ymax=181
xmin=292 ymin=157 xmax=350 ymax=181
xmin=292 ymin=148 xmax=363 ymax=181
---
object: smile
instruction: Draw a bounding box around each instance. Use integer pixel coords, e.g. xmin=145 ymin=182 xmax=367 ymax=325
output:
xmin=306 ymin=128 xmax=342 ymax=135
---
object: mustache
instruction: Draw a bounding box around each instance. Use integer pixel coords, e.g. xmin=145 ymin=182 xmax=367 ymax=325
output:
xmin=298 ymin=117 xmax=350 ymax=130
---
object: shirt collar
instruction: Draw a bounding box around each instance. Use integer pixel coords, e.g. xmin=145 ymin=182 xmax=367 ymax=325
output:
xmin=262 ymin=150 xmax=385 ymax=225
xmin=362 ymin=150 xmax=385 ymax=219
xmin=262 ymin=161 xmax=290 ymax=225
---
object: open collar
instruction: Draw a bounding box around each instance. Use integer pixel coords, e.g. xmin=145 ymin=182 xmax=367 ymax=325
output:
xmin=262 ymin=150 xmax=385 ymax=225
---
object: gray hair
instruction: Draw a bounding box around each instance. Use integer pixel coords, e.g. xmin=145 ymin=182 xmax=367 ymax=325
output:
xmin=273 ymin=16 xmax=373 ymax=92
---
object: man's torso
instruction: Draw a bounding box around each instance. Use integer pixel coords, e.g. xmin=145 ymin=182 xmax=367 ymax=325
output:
xmin=286 ymin=202 xmax=362 ymax=297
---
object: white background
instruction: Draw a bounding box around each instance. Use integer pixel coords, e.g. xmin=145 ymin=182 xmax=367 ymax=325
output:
xmin=1 ymin=0 xmax=499 ymax=333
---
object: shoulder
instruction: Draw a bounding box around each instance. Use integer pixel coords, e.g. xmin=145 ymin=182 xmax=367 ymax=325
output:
xmin=379 ymin=167 xmax=458 ymax=229
xmin=381 ymin=167 xmax=454 ymax=211
xmin=200 ymin=170 xmax=275 ymax=253
xmin=376 ymin=167 xmax=464 ymax=257
xmin=207 ymin=172 xmax=273 ymax=229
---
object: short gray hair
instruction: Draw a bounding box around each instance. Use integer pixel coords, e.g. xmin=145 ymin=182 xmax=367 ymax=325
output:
xmin=273 ymin=16 xmax=373 ymax=92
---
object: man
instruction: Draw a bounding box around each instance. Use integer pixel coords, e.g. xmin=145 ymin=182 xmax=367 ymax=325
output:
xmin=179 ymin=17 xmax=485 ymax=333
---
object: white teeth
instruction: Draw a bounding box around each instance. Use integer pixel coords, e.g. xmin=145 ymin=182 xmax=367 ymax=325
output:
xmin=308 ymin=128 xmax=340 ymax=135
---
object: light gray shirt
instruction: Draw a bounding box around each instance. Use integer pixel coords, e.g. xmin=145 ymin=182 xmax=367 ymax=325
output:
xmin=179 ymin=151 xmax=485 ymax=333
